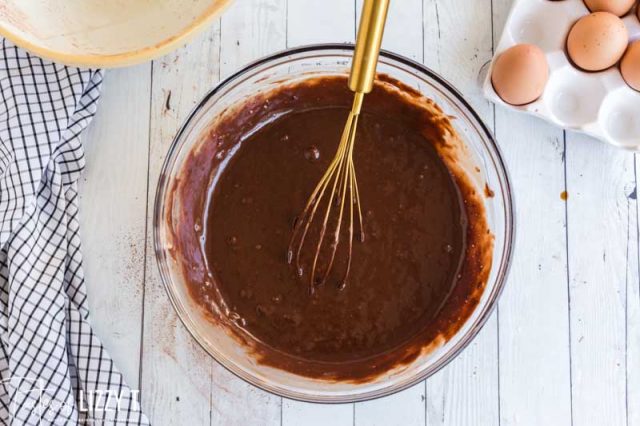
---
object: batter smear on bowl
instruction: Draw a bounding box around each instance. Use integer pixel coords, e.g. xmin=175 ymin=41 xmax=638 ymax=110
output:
xmin=169 ymin=75 xmax=493 ymax=382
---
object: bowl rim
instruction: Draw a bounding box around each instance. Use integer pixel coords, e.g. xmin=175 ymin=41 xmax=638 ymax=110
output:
xmin=0 ymin=0 xmax=234 ymax=68
xmin=154 ymin=43 xmax=516 ymax=403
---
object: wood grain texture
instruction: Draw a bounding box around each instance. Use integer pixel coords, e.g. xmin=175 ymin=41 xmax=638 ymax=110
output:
xmin=141 ymin=25 xmax=222 ymax=426
xmin=355 ymin=383 xmax=425 ymax=426
xmin=629 ymin=156 xmax=640 ymax=426
xmin=358 ymin=0 xmax=423 ymax=62
xmin=287 ymin=0 xmax=355 ymax=46
xmin=493 ymin=115 xmax=571 ymax=426
xmin=282 ymin=399 xmax=353 ymax=426
xmin=80 ymin=64 xmax=151 ymax=388
xmin=219 ymin=0 xmax=287 ymax=98
xmin=565 ymin=135 xmax=632 ymax=426
xmin=425 ymin=326 xmax=498 ymax=426
xmin=423 ymin=0 xmax=493 ymax=117
xmin=491 ymin=1 xmax=573 ymax=426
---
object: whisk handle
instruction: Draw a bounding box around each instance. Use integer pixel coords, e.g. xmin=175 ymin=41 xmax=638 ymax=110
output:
xmin=348 ymin=0 xmax=391 ymax=94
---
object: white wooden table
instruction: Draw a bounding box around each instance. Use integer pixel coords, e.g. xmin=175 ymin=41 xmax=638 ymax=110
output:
xmin=77 ymin=0 xmax=640 ymax=425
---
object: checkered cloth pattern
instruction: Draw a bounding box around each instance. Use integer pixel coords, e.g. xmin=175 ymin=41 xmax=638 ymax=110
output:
xmin=0 ymin=39 xmax=149 ymax=425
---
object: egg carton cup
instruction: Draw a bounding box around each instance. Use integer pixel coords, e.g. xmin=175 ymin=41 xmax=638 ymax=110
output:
xmin=483 ymin=0 xmax=640 ymax=149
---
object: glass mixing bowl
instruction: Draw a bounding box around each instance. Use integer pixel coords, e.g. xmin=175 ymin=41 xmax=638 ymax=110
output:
xmin=154 ymin=44 xmax=514 ymax=403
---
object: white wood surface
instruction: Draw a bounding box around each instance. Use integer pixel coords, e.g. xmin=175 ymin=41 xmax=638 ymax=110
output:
xmin=491 ymin=2 xmax=572 ymax=426
xmin=79 ymin=0 xmax=640 ymax=425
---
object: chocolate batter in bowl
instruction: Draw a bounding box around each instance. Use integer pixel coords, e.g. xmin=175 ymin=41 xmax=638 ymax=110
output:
xmin=154 ymin=45 xmax=514 ymax=402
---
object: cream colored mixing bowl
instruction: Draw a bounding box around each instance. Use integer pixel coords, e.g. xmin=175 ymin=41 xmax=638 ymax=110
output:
xmin=0 ymin=0 xmax=233 ymax=67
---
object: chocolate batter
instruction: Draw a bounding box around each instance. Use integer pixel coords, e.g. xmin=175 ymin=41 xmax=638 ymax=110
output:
xmin=168 ymin=76 xmax=493 ymax=382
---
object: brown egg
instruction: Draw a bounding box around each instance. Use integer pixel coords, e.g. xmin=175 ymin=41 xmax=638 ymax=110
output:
xmin=491 ymin=44 xmax=549 ymax=106
xmin=621 ymin=40 xmax=640 ymax=91
xmin=567 ymin=12 xmax=629 ymax=71
xmin=583 ymin=0 xmax=635 ymax=16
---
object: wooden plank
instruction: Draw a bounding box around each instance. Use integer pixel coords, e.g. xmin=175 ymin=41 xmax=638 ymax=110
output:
xmin=79 ymin=64 xmax=151 ymax=388
xmin=423 ymin=0 xmax=493 ymax=117
xmin=565 ymin=135 xmax=631 ymax=426
xmin=353 ymin=1 xmax=425 ymax=424
xmin=218 ymin=0 xmax=288 ymax=88
xmin=629 ymin=157 xmax=640 ymax=426
xmin=209 ymin=362 xmax=281 ymax=426
xmin=355 ymin=383 xmax=425 ymax=426
xmin=361 ymin=0 xmax=424 ymax=62
xmin=209 ymin=1 xmax=287 ymax=424
xmin=282 ymin=399 xmax=353 ymax=426
xmin=491 ymin=0 xmax=573 ymax=425
xmin=282 ymin=0 xmax=355 ymax=423
xmin=425 ymin=324 xmax=498 ymax=426
xmin=141 ymin=25 xmax=222 ymax=426
xmin=493 ymin=117 xmax=571 ymax=426
xmin=287 ymin=0 xmax=355 ymax=46
xmin=422 ymin=1 xmax=499 ymax=425
xmin=220 ymin=0 xmax=287 ymax=68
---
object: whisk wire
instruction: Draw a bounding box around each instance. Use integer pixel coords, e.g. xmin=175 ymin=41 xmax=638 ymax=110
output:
xmin=290 ymin=115 xmax=350 ymax=272
xmin=315 ymin=113 xmax=360 ymax=287
xmin=288 ymin=93 xmax=365 ymax=293
xmin=308 ymin=122 xmax=350 ymax=287
xmin=350 ymin=161 xmax=365 ymax=243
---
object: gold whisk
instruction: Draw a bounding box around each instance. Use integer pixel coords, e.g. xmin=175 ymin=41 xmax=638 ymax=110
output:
xmin=288 ymin=0 xmax=390 ymax=294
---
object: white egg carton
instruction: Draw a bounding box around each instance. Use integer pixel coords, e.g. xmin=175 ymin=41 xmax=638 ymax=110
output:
xmin=483 ymin=0 xmax=640 ymax=148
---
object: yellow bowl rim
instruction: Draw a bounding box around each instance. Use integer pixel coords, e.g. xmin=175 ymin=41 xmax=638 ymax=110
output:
xmin=0 ymin=0 xmax=234 ymax=68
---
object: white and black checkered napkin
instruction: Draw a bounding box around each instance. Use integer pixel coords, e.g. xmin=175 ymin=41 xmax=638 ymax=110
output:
xmin=0 ymin=39 xmax=150 ymax=424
